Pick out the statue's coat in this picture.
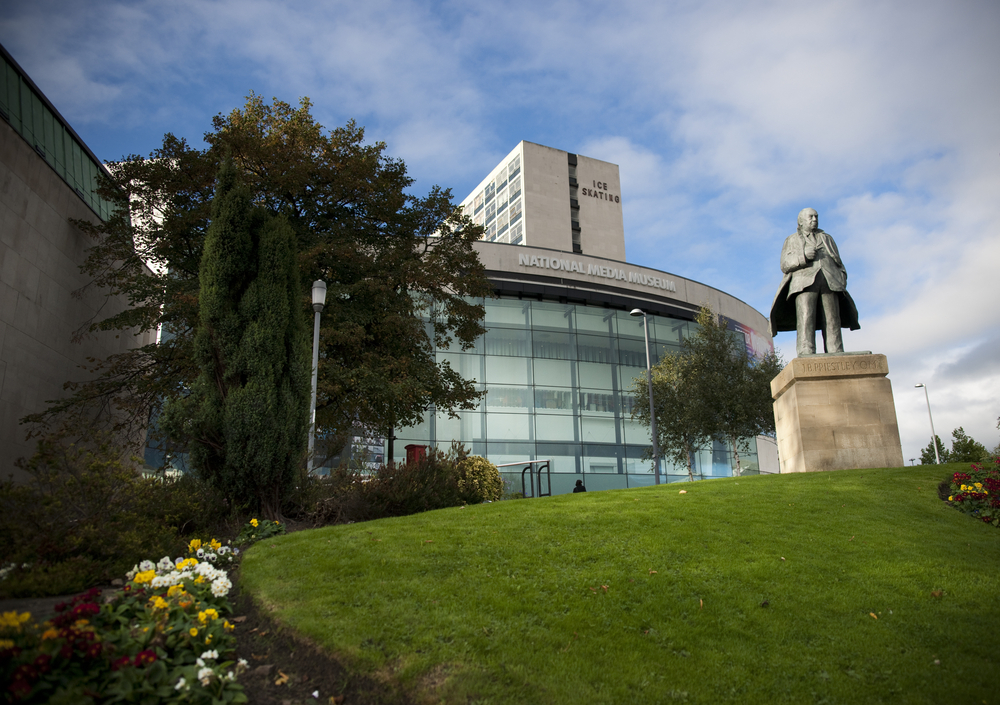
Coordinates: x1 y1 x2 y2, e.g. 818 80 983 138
769 229 860 337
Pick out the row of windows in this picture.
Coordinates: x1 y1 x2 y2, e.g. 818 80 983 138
388 437 759 483
477 181 522 227
438 353 651 392
0 54 114 221
471 154 522 213
473 298 696 343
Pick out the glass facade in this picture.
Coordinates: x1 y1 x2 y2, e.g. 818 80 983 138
394 296 762 493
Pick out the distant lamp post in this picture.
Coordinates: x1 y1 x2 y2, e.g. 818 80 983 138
307 280 327 475
630 308 661 484
914 383 939 465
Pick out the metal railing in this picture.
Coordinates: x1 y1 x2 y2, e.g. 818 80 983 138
496 459 552 499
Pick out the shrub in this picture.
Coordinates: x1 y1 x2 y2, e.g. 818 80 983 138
308 442 493 526
0 432 228 598
944 457 1000 527
457 456 504 503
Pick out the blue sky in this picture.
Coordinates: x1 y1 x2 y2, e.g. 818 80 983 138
2 0 998 462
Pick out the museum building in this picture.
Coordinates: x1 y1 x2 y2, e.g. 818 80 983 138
389 142 778 492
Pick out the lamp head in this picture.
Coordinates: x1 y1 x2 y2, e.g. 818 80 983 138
629 308 644 317
914 383 925 388
312 280 328 312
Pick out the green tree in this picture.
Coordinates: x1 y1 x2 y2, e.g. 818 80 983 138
949 427 988 464
682 307 783 476
26 95 490 466
919 435 949 464
631 347 708 481
630 306 782 480
161 158 309 518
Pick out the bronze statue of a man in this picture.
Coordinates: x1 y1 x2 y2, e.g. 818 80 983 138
769 208 859 357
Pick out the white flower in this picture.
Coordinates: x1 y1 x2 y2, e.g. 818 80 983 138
211 576 232 597
227 671 235 680
197 666 214 686
218 546 230 555
237 658 249 669
206 552 217 562
139 560 155 572
157 556 174 572
196 548 205 558
126 565 138 580
194 561 217 577
196 657 205 667
174 677 188 691
150 575 171 589
200 649 219 661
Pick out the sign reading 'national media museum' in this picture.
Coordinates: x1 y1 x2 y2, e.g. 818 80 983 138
517 252 678 293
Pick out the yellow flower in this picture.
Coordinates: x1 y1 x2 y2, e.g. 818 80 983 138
189 627 198 637
0 639 14 649
189 538 203 552
178 558 198 569
223 620 234 631
133 570 156 585
75 619 90 627
0 611 32 630
41 628 58 640
194 575 206 584
149 596 169 611
974 482 983 489
209 539 222 551
949 496 954 501
167 584 185 598
205 635 213 645
250 518 259 527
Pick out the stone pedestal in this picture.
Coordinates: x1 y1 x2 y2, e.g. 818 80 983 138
771 353 904 473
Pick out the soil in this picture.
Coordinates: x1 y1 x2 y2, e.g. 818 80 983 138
230 581 414 705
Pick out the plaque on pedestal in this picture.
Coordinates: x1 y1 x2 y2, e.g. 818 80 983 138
771 353 905 473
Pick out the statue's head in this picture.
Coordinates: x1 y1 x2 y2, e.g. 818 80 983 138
797 208 819 233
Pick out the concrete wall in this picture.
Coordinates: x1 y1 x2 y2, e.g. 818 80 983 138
522 142 573 252
0 121 154 479
575 153 626 261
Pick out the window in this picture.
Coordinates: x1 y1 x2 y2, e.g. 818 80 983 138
495 166 507 189
485 181 495 201
474 192 484 212
510 221 523 245
509 198 522 222
508 154 521 177
487 222 496 240
509 175 521 199
496 188 508 210
485 201 496 222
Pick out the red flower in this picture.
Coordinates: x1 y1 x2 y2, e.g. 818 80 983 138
134 649 157 666
32 654 52 674
111 655 132 671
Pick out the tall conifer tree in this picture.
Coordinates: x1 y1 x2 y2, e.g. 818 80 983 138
163 158 309 517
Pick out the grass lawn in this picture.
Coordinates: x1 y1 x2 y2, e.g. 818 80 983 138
240 463 1000 704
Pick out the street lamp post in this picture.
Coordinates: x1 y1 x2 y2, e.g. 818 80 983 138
630 308 661 484
914 383 940 464
307 280 327 475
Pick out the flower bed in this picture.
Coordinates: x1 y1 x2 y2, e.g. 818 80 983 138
1 537 248 703
946 458 1000 527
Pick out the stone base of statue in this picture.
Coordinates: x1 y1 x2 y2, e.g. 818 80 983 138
770 353 905 473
